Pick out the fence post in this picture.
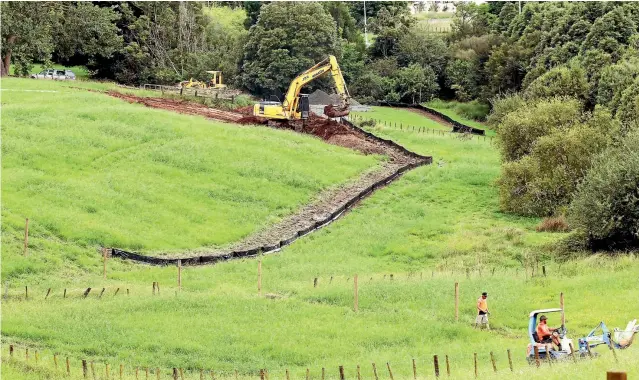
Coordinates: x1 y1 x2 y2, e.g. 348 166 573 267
490 352 497 372
354 274 359 312
24 218 29 256
507 349 513 371
386 363 394 380
371 363 378 380
258 259 262 296
542 266 546 277
412 358 416 379
103 248 108 279
445 355 450 376
25 285 28 300
9 344 13 358
339 365 345 380
455 282 459 322
54 353 58 369
314 278 318 288
569 343 577 363
473 353 478 378
45 288 51 299
83 288 91 298
83 360 88 378
173 368 178 380
607 372 627 380
560 292 565 327
177 260 182 291
433 355 440 378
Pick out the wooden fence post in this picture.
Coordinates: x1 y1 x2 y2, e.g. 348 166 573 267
120 364 124 380
153 282 156 295
455 282 459 322
99 288 106 298
25 285 28 300
445 355 450 376
433 355 440 378
356 365 361 380
54 353 58 369
607 372 627 380
412 358 417 379
542 265 546 277
354 274 359 312
306 368 310 380
64 289 67 298
490 352 497 372
66 357 71 375
9 344 13 358
103 248 108 279
507 349 513 371
24 218 29 256
173 368 178 380
386 363 394 380
569 343 577 363
339 365 345 380
258 259 262 296
25 348 29 362
106 363 110 379
371 363 378 380
285 369 290 380
177 260 182 291
83 360 88 378
45 288 51 299
35 350 39 364
83 288 91 298
473 353 478 378
560 292 565 327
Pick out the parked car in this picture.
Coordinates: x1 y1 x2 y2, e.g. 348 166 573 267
30 69 76 80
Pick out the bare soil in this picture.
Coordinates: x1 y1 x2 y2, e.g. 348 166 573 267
105 91 428 259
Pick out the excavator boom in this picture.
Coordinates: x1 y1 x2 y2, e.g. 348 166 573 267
254 55 351 120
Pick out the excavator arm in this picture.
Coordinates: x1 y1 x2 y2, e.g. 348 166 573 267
254 55 351 120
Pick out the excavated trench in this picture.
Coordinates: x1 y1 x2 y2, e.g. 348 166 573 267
106 92 432 265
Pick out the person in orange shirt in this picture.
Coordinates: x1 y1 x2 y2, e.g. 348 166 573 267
474 292 490 330
536 315 561 350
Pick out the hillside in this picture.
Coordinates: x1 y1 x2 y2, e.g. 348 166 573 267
2 79 638 379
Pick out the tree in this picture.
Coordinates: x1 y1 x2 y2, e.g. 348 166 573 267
323 2 360 43
568 129 639 250
396 63 438 103
396 25 448 76
242 1 264 29
450 2 494 41
524 65 589 102
492 2 517 33
616 77 639 132
240 2 339 97
53 2 122 63
445 58 480 101
369 5 413 59
1 2 57 76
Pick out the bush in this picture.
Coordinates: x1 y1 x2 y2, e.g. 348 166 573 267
456 100 490 121
497 97 582 162
486 93 524 129
524 65 589 102
568 130 639 251
536 216 570 232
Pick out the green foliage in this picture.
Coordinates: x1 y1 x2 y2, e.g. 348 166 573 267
486 93 525 129
445 58 480 101
568 130 639 250
596 56 639 112
616 77 639 131
425 99 491 127
396 63 438 104
524 65 589 102
240 2 339 97
497 98 619 216
450 2 494 40
396 25 448 76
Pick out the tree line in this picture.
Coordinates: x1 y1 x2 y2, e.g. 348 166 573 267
2 1 638 251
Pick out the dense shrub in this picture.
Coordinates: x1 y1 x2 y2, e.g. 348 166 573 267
497 101 618 216
497 97 582 162
524 65 589 102
486 93 524 129
568 130 639 250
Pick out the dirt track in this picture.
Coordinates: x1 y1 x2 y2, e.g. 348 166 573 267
106 91 428 260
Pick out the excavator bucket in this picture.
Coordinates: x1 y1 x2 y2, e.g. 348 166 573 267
324 104 350 118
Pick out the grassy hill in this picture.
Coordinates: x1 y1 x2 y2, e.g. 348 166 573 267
2 79 638 379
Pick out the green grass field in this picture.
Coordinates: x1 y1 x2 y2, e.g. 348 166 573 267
2 80 638 379
424 99 493 135
1 78 380 255
352 106 451 132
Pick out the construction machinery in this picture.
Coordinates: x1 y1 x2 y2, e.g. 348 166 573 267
178 71 227 89
526 308 638 363
253 55 350 121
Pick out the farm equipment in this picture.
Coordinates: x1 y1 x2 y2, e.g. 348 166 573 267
178 71 227 89
526 308 638 363
578 319 638 351
526 308 578 363
253 55 351 121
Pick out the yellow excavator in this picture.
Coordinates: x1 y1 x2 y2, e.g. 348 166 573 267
253 55 351 120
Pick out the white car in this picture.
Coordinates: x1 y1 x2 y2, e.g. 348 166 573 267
30 69 76 80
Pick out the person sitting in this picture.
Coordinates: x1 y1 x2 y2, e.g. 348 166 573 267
536 315 561 350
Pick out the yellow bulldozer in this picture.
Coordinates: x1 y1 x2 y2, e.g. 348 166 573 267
253 55 350 121
178 71 227 89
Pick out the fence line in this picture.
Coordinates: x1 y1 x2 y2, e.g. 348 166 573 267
139 84 241 100
3 342 622 380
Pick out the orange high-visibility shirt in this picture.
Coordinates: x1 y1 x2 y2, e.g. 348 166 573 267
477 297 487 313
537 323 551 341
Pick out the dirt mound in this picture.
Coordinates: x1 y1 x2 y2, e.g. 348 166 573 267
308 90 333 105
234 105 254 115
303 116 352 140
107 91 244 122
